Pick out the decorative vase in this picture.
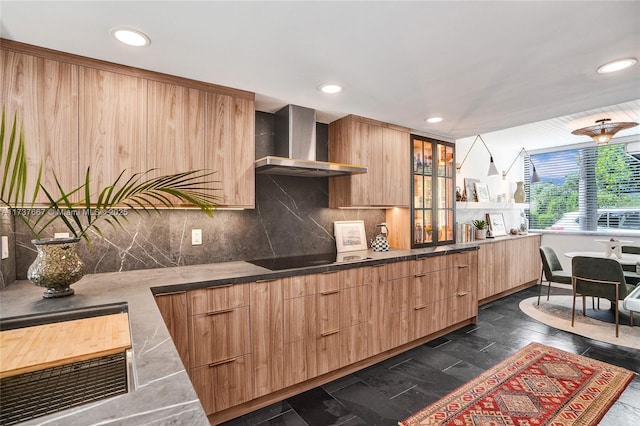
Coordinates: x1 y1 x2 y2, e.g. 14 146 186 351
513 181 525 203
27 238 85 298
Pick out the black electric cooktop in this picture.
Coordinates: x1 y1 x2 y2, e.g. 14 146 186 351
247 252 338 271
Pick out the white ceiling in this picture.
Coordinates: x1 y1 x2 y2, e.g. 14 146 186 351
2 1 639 149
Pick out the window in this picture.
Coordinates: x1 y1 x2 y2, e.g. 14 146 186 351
527 142 640 234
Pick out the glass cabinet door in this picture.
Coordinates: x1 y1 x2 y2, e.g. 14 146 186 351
411 135 455 247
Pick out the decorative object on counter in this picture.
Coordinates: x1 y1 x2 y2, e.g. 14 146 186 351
456 134 499 176
501 147 541 183
334 220 367 252
486 213 507 236
509 228 519 235
1 109 221 298
474 183 490 202
513 181 526 203
370 222 390 252
472 219 488 240
26 237 85 298
455 186 463 201
572 118 638 145
595 238 633 259
519 210 529 234
464 178 480 202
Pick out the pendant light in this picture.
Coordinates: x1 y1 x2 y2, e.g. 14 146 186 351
571 118 638 145
456 135 499 176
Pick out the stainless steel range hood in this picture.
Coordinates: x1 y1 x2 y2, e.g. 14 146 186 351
255 105 367 177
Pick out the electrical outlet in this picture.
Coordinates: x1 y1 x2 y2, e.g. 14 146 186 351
191 229 202 245
1 236 8 259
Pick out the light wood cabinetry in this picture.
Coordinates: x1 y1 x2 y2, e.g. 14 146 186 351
328 115 410 208
155 292 189 369
1 50 79 203
206 93 255 208
79 67 147 192
186 284 252 414
147 81 205 182
477 234 541 303
283 268 368 387
368 262 412 354
411 252 477 340
1 39 255 208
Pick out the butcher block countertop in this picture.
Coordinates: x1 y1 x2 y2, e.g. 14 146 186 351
0 312 131 379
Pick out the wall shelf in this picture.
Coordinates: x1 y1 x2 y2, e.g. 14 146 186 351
456 201 529 210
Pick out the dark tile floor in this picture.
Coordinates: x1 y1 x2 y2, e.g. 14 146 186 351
220 285 640 426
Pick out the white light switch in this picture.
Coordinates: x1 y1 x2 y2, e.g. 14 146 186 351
1 236 8 259
191 229 202 245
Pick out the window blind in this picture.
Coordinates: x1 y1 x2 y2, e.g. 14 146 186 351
526 142 640 234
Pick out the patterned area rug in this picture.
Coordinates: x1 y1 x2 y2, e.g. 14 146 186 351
400 342 634 426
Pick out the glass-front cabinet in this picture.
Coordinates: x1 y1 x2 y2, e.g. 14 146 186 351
412 135 455 247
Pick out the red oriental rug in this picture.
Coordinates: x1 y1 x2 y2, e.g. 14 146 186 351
400 342 634 426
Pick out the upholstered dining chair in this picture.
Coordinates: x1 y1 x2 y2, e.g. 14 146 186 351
621 245 640 285
571 256 636 338
538 246 572 305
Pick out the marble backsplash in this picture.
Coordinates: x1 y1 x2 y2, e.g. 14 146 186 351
11 112 385 280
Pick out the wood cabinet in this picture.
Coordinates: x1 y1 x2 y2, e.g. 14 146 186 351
186 284 252 414
147 81 205 184
1 50 79 203
411 252 477 340
328 115 410 208
206 93 255 208
283 268 368 387
79 67 147 193
1 40 255 209
155 292 189 369
477 234 541 303
368 262 412 354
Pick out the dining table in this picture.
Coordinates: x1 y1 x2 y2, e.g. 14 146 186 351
564 251 640 269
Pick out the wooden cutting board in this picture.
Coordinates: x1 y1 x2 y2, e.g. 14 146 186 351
0 312 131 379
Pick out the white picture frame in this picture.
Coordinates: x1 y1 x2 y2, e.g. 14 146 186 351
486 213 507 237
334 220 368 252
474 183 490 202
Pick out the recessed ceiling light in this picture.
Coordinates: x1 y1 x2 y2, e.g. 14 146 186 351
319 84 342 94
111 27 151 47
425 117 443 123
597 58 637 74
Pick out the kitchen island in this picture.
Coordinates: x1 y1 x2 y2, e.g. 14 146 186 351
0 244 482 425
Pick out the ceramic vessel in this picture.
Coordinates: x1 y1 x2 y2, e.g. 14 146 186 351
27 238 85 298
513 181 526 203
475 229 487 240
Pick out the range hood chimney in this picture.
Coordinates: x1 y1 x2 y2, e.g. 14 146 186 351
255 105 367 177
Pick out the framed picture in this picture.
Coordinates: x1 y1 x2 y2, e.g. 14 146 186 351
486 213 507 236
464 178 480 202
334 220 368 252
474 183 490 202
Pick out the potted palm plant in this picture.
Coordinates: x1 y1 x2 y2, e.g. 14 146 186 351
472 219 488 240
1 109 220 298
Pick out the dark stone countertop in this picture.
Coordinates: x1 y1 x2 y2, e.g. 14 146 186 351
0 243 479 425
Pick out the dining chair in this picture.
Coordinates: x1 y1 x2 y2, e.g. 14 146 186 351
621 245 640 285
571 256 636 338
538 247 573 305
622 245 640 255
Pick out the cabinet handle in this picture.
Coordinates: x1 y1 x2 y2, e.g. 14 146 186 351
457 291 469 297
322 270 339 275
414 304 428 310
156 290 186 296
208 358 236 367
254 278 276 283
207 284 233 289
414 273 426 278
321 329 340 337
371 264 385 268
320 290 340 296
207 309 233 316
457 265 469 269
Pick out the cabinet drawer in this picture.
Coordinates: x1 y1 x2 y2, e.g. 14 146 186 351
188 283 249 315
189 354 252 415
189 306 250 367
413 255 448 274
